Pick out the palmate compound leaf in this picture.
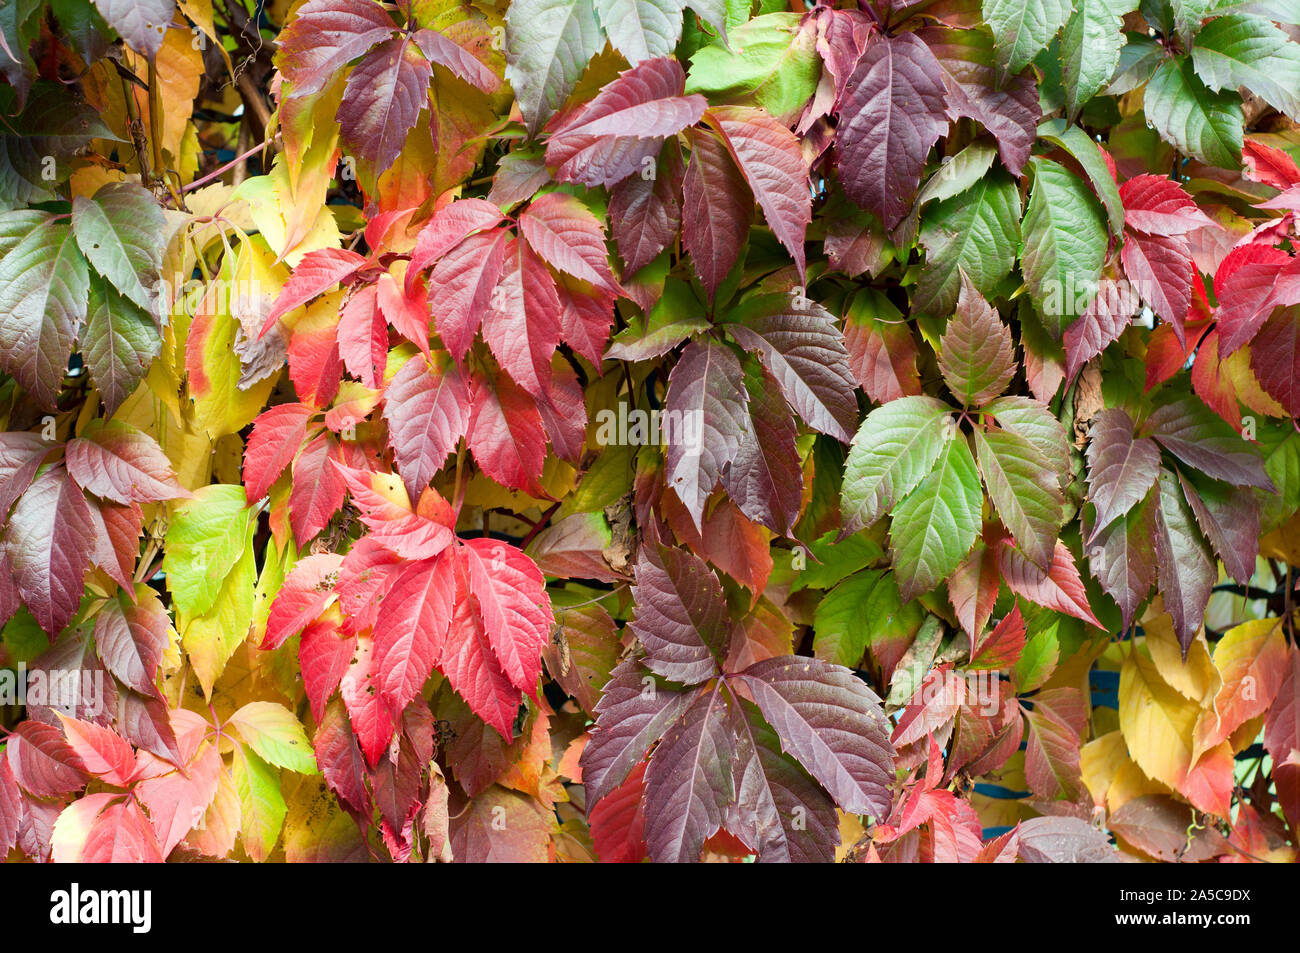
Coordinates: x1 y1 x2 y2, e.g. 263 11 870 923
0 214 88 409
835 31 949 232
841 396 954 534
936 273 1015 407
1084 408 1161 533
630 538 729 684
518 192 620 296
664 338 750 529
889 432 983 603
723 293 857 443
505 0 604 136
545 57 706 188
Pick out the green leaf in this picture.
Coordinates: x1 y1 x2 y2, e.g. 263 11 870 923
889 434 982 603
984 396 1074 482
1061 0 1136 116
0 214 88 408
1020 157 1108 339
789 531 883 593
234 744 287 862
505 0 604 135
812 569 884 667
594 0 686 64
913 168 1021 320
1107 33 1165 94
1190 13 1300 122
0 81 115 207
83 272 161 416
1143 55 1243 169
685 13 819 122
229 701 319 775
162 484 255 616
1036 118 1126 238
982 0 1072 82
841 395 954 534
71 182 165 314
975 429 1065 572
1014 619 1061 692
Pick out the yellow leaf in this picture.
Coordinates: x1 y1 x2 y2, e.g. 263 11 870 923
179 534 256 698
1143 600 1219 704
1194 617 1288 756
1119 647 1199 792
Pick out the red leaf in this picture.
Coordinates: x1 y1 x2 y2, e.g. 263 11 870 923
1121 228 1193 341
997 539 1101 627
335 465 455 558
299 618 356 724
277 0 396 101
94 590 168 697
608 145 684 277
948 539 1000 642
1242 138 1300 190
429 227 510 361
314 697 369 813
376 271 430 353
6 720 87 796
1215 253 1300 354
1251 308 1300 417
546 58 706 188
340 633 395 767
80 798 164 862
1063 275 1139 382
482 238 562 400
466 370 547 495
287 308 343 408
553 276 615 370
708 105 811 281
265 553 343 650
835 32 948 231
682 128 753 301
289 431 349 544
382 353 470 500
373 553 455 713
459 538 551 698
337 34 433 177
264 248 368 333
1119 174 1215 235
439 558 522 740
337 284 388 389
57 715 135 788
243 403 314 503
970 605 1026 670
519 192 621 296
65 421 188 505
87 499 143 591
4 466 93 638
588 759 648 863
412 27 499 94
407 198 504 280
336 537 404 636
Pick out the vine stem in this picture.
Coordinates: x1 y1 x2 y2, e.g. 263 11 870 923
181 138 271 195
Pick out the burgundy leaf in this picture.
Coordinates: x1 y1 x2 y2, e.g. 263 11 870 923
630 539 729 684
682 128 753 301
3 466 93 638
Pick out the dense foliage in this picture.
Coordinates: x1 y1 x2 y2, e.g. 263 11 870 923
0 0 1298 864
